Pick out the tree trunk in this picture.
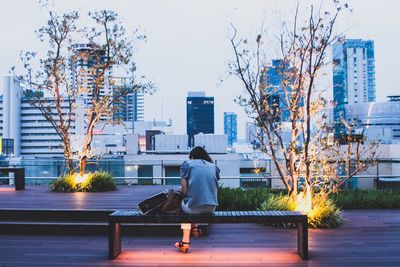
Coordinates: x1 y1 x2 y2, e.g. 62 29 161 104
63 142 75 174
67 158 75 174
290 178 298 202
79 156 87 176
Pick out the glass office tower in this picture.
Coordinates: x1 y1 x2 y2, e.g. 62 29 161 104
186 92 214 147
224 112 238 146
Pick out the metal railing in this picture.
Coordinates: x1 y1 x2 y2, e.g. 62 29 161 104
2 174 400 191
1 158 400 190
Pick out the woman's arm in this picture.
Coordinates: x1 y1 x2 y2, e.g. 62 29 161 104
181 178 188 196
180 161 190 196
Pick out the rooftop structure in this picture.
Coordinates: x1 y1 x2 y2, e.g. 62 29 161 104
387 95 400 102
345 100 400 144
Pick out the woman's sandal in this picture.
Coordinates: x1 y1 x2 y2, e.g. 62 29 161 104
191 226 201 238
175 241 190 253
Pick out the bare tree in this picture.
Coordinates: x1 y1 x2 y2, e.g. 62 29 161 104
19 8 155 175
229 1 378 208
20 11 79 172
75 10 155 175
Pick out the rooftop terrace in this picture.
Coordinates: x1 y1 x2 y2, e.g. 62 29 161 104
0 185 399 266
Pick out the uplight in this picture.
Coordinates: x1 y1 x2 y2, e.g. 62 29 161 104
296 190 312 213
75 173 89 184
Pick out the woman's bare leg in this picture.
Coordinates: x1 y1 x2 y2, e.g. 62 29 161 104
182 228 191 243
191 223 199 238
180 223 191 242
175 223 191 252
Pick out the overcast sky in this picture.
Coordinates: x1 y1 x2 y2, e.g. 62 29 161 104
1 0 399 138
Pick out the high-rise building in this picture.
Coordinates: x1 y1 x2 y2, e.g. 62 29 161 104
186 91 214 147
112 77 144 123
0 76 79 157
259 59 299 122
70 43 113 106
1 76 131 158
332 39 376 135
224 112 237 146
71 45 144 124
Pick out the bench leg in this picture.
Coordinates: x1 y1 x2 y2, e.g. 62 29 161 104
15 169 25 191
296 220 308 260
109 222 121 260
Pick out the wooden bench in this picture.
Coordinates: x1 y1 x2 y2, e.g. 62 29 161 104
108 210 308 260
0 168 25 190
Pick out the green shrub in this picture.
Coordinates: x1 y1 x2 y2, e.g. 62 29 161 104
259 194 296 211
50 173 77 192
307 197 344 229
259 194 343 229
218 187 400 228
218 188 344 228
86 172 116 192
218 187 400 211
50 171 116 192
332 190 400 209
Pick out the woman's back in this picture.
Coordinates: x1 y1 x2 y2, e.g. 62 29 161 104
180 159 219 208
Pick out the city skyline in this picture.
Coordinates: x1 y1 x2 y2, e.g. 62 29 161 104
0 0 399 138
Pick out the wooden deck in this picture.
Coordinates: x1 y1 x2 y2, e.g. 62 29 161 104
1 185 400 266
0 185 171 210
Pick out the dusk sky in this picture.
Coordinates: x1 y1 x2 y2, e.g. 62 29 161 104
1 0 399 138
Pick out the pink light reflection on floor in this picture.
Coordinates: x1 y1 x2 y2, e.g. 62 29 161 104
0 187 15 192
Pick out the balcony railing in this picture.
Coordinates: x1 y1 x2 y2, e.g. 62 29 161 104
1 158 399 190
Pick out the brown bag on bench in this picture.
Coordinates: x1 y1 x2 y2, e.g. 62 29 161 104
138 191 168 214
160 189 183 214
138 189 183 215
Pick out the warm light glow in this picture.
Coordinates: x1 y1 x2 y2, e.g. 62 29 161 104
296 190 312 213
73 192 87 208
117 250 298 262
0 187 15 192
75 173 89 184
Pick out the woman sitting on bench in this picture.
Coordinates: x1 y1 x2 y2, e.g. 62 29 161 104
175 146 220 253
